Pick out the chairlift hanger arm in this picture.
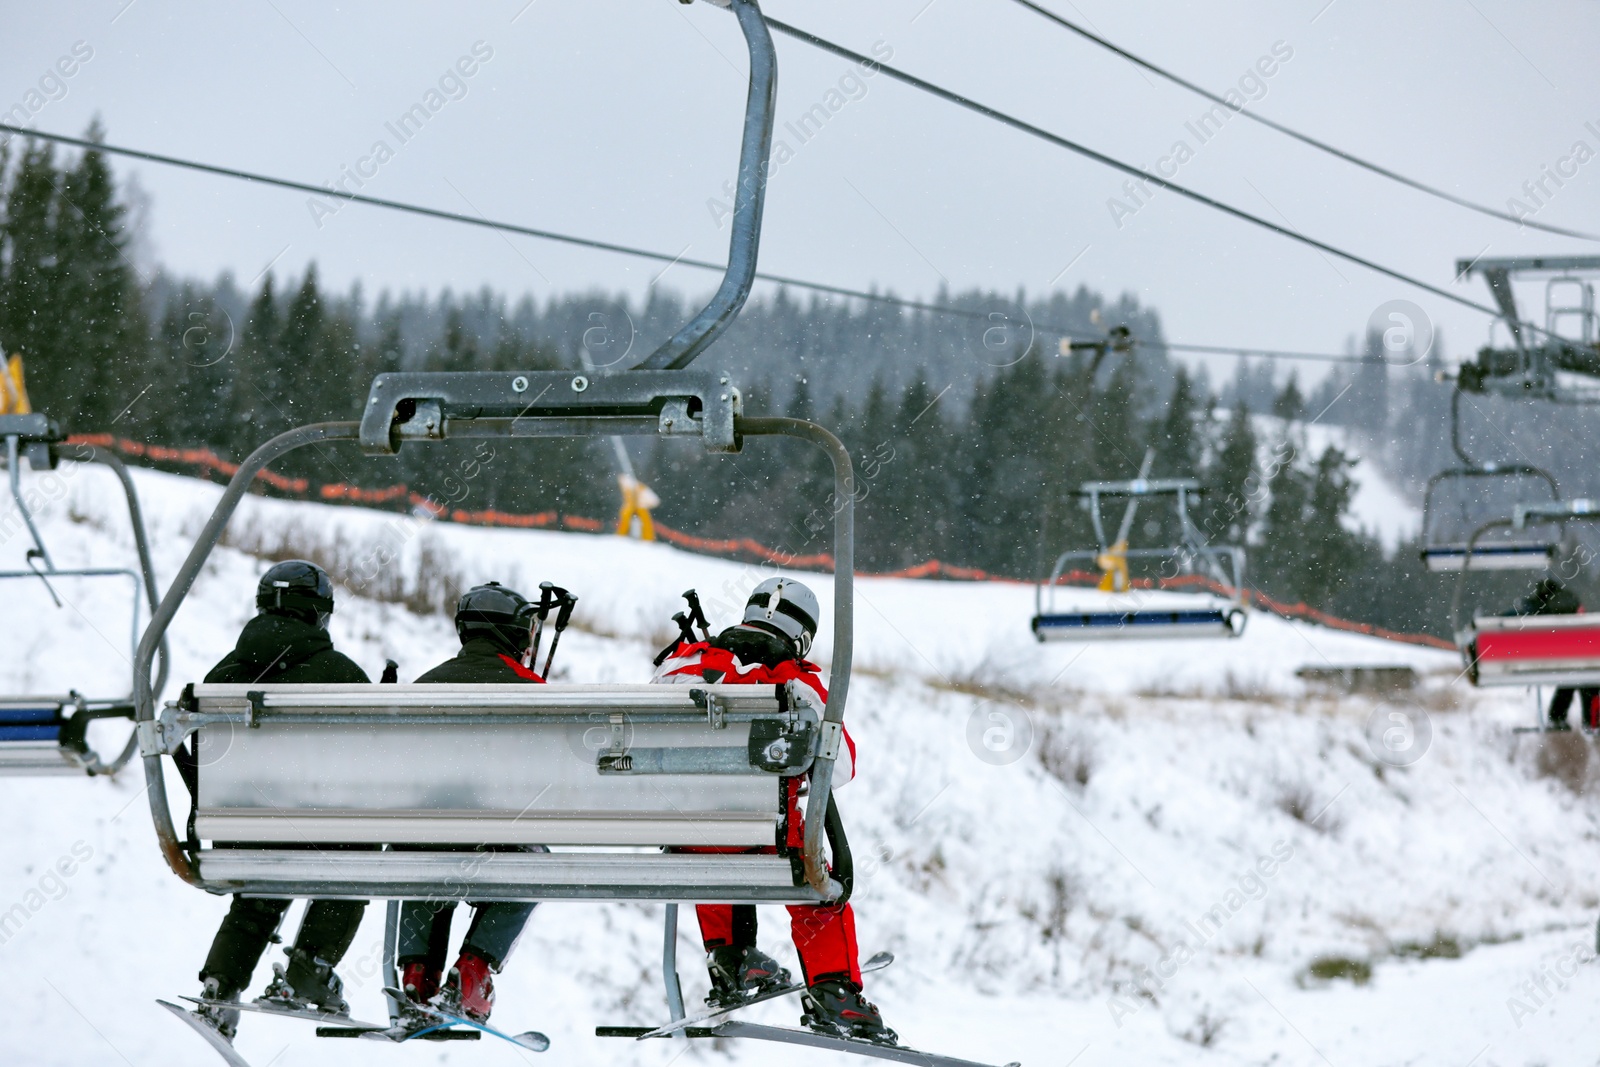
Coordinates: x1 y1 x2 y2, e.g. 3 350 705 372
634 0 776 371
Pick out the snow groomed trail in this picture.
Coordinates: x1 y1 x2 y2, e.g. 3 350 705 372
2 463 1595 1067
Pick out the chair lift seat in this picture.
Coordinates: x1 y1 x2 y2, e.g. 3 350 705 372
1031 606 1246 641
167 682 828 903
1420 541 1556 572
0 697 89 775
1464 613 1600 686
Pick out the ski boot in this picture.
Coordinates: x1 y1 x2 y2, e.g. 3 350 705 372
441 950 496 1022
260 946 350 1015
400 960 442 1005
707 945 791 1007
800 979 898 1045
195 976 241 1043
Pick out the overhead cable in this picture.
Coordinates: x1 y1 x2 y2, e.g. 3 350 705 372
761 16 1510 322
1006 0 1600 242
0 123 1472 369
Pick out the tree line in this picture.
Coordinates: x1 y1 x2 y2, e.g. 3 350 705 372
6 130 1573 639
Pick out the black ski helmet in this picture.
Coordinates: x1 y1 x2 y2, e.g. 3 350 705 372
455 581 537 656
256 560 335 628
742 577 819 656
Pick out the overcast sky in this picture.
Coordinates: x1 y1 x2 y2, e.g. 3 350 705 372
6 0 1599 383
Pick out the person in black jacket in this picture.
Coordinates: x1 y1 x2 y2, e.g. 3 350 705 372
192 561 371 1042
1511 577 1598 730
395 582 548 1023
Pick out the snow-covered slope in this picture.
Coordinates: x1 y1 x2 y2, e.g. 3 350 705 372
2 463 1596 1067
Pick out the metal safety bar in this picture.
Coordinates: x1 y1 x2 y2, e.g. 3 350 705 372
1036 546 1247 614
132 408 853 900
2 420 170 775
1451 505 1600 638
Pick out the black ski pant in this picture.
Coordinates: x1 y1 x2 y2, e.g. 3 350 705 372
1548 687 1600 728
200 897 367 998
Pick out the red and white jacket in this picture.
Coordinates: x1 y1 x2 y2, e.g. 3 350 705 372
652 640 856 786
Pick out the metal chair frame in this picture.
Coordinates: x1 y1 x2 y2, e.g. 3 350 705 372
2 413 169 775
1032 478 1248 641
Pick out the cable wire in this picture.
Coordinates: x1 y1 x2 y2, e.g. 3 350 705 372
0 123 1491 369
1006 0 1599 243
762 16 1509 321
0 123 1068 325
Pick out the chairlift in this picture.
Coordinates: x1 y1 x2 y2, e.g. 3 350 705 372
1420 464 1563 571
1453 255 1600 401
1 411 169 776
129 1 934 1048
1453 499 1600 687
1031 459 1247 641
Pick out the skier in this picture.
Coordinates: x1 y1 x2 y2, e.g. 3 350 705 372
652 577 895 1044
1510 577 1598 730
395 581 549 1023
190 560 371 1042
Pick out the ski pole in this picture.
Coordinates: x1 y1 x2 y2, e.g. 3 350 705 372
682 589 711 641
542 592 578 678
530 581 556 667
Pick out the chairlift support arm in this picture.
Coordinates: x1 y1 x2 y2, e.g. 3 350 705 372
633 0 776 371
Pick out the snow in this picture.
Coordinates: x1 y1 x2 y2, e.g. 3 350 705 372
2 462 1595 1067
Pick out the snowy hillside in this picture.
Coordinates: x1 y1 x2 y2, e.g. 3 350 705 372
4 462 1599 1067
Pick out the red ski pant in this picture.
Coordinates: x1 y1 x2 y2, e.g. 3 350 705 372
693 892 861 986
681 779 861 986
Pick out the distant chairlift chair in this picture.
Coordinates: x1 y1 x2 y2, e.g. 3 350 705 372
132 0 863 1035
1419 386 1566 573
1031 474 1247 641
1 412 169 775
1456 499 1600 688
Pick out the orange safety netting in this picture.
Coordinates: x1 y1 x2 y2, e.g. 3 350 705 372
65 433 1456 651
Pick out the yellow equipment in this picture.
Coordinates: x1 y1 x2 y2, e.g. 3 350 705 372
616 471 660 541
0 355 31 415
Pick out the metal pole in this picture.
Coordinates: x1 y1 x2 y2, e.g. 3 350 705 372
6 434 54 569
383 900 402 1025
737 417 852 898
633 0 776 370
134 422 360 886
66 443 171 775
662 904 686 1022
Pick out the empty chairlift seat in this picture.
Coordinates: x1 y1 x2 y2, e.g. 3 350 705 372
158 682 830 903
1032 603 1246 641
1421 466 1562 572
0 694 137 774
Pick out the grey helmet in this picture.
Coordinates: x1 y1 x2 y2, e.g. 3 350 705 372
742 577 819 657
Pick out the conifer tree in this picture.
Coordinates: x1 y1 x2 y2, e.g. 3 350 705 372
1204 402 1258 547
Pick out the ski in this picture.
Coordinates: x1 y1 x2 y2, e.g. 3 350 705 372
688 1020 1019 1067
635 950 895 1039
381 986 550 1052
157 1000 255 1067
183 994 388 1031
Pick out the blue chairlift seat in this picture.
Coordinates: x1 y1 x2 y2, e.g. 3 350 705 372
1032 606 1246 640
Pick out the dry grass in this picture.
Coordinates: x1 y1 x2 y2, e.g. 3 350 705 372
1038 724 1097 790
220 518 464 616
1535 731 1591 794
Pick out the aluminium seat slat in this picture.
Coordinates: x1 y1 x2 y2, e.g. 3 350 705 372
198 849 820 903
190 683 789 711
194 809 777 847
0 744 85 775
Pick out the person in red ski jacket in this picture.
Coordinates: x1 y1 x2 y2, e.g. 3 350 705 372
652 577 893 1044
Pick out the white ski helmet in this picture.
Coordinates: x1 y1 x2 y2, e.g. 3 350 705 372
743 577 820 656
